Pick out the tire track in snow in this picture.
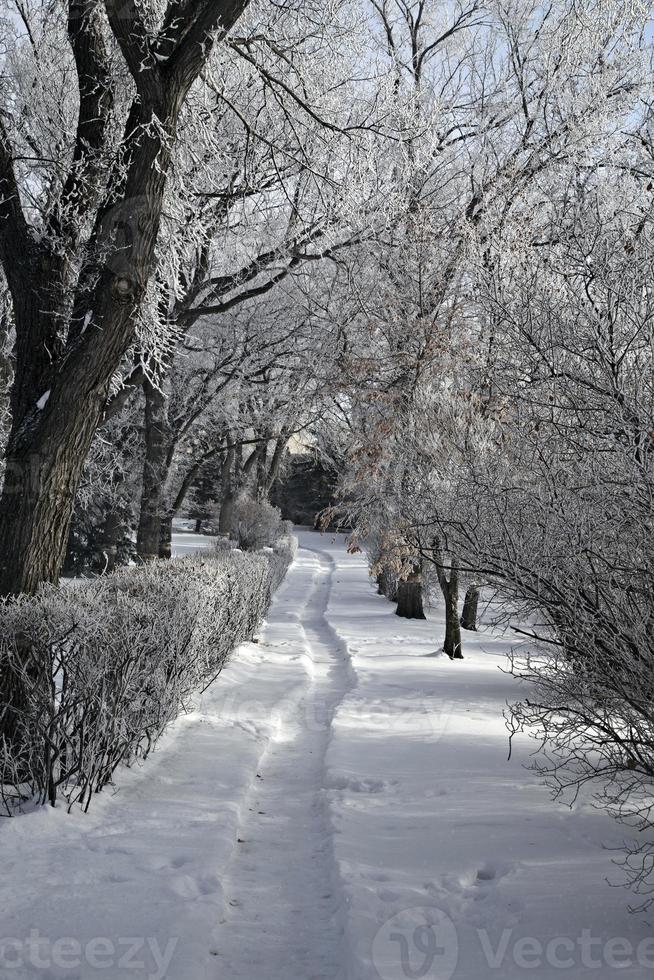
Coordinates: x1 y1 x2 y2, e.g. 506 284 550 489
213 546 357 980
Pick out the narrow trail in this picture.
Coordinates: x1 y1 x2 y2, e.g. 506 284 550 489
214 547 355 980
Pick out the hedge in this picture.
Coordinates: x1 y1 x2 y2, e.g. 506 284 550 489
0 535 296 812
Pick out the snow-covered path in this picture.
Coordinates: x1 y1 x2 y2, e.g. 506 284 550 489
1 531 654 980
216 548 353 980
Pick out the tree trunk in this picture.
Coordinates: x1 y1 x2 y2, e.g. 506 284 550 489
395 568 426 619
460 585 480 631
136 379 171 562
159 512 173 559
219 489 235 536
0 307 13 423
0 391 105 763
219 445 236 536
194 518 203 533
264 433 288 497
253 442 269 500
443 581 463 659
435 551 463 659
0 397 104 595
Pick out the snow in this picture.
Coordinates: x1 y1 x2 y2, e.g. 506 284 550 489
170 532 216 557
35 390 50 411
0 530 652 979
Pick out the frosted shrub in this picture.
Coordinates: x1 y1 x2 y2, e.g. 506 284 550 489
269 535 298 591
211 534 239 553
0 541 295 812
232 495 284 551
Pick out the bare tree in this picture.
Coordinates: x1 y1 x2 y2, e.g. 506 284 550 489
0 0 253 594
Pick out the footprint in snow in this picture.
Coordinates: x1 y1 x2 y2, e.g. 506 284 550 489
171 854 193 869
169 872 220 900
378 887 402 903
476 866 496 883
87 842 131 857
328 775 387 794
140 853 192 873
104 872 132 884
474 861 516 887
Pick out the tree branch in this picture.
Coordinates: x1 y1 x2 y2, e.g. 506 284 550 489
178 234 363 326
0 115 31 289
104 0 164 101
46 1 115 244
165 0 251 100
102 363 146 424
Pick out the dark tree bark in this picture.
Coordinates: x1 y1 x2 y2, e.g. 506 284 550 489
443 580 463 659
136 379 172 561
434 547 463 659
0 305 12 422
460 585 480 631
218 445 236 535
255 439 269 500
263 431 289 497
218 438 265 533
159 512 173 560
0 0 251 597
396 566 426 619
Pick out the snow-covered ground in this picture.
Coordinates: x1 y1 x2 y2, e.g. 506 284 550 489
1 530 652 979
170 530 216 557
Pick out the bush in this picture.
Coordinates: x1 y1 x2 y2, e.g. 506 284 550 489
0 539 295 813
232 495 284 551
